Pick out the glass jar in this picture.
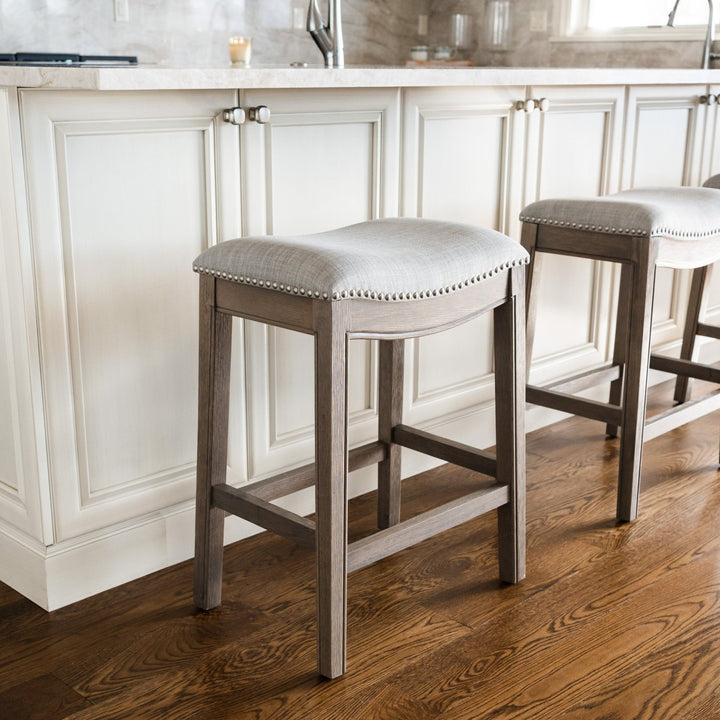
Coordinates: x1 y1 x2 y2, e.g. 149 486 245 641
485 0 510 51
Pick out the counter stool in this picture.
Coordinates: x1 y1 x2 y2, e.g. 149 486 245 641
674 174 720 404
520 187 720 523
192 218 528 679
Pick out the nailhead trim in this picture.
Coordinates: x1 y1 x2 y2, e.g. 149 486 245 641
519 214 720 239
192 255 529 302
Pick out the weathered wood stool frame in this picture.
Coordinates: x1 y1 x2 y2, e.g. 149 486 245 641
677 174 720 403
193 254 526 679
521 187 720 523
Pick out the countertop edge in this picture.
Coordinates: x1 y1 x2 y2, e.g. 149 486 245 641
3 65 720 91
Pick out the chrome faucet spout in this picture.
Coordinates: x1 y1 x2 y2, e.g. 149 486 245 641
307 0 344 68
667 0 716 69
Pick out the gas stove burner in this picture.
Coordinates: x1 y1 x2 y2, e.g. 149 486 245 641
0 52 138 66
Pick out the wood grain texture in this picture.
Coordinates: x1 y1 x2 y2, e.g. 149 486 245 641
494 271 526 583
313 300 350 679
3 381 720 718
193 275 233 610
377 339 403 529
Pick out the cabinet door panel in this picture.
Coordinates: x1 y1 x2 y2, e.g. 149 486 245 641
21 90 240 540
402 86 525 424
419 114 505 227
524 86 624 382
0 88 46 542
241 89 400 478
623 85 706 348
270 121 374 235
704 85 720 181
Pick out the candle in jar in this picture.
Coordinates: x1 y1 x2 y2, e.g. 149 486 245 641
228 36 252 66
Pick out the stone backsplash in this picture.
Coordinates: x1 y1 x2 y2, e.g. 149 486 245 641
0 0 709 68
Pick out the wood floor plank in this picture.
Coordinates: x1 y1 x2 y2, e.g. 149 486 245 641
0 673 92 720
1 380 720 719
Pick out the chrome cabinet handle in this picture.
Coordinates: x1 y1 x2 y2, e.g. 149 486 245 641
700 94 717 105
222 107 246 125
535 97 550 112
516 99 537 113
248 105 271 124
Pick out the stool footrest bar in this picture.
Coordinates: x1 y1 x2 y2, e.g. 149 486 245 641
542 363 621 395
392 424 497 477
527 385 622 425
242 440 387 502
650 354 720 383
697 322 720 340
212 484 316 549
347 485 509 573
644 388 720 442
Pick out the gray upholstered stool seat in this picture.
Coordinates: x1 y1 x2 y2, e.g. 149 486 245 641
520 185 720 523
521 187 720 268
192 217 527 679
193 218 529 302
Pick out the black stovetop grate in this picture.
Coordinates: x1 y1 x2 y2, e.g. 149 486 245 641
0 52 138 65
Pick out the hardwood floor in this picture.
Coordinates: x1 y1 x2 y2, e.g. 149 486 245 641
3 383 720 719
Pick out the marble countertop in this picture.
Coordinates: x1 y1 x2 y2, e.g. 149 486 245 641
3 64 720 91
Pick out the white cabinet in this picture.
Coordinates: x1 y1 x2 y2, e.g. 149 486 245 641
623 85 709 350
239 88 400 481
523 85 625 385
0 89 47 555
10 86 400 607
401 86 524 437
402 84 626 406
6 79 720 609
21 90 241 544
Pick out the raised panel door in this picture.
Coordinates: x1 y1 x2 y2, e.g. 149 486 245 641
401 86 525 430
524 85 624 385
622 85 707 350
21 89 241 540
0 88 46 544
240 88 401 480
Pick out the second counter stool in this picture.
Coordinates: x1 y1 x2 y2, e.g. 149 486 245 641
192 218 528 678
520 186 720 522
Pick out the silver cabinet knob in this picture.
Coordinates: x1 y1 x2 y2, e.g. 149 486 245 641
700 94 717 105
248 105 271 124
222 107 246 125
536 97 550 112
515 99 537 113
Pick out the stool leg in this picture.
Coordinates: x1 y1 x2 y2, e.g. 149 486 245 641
314 302 349 679
194 276 233 610
617 244 658 523
493 266 526 583
674 265 710 404
377 339 404 529
521 222 542 379
606 263 633 438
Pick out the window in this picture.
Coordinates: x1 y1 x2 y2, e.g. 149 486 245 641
561 0 716 37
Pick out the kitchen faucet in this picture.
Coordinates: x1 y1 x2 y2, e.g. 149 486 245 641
307 0 344 68
667 0 720 68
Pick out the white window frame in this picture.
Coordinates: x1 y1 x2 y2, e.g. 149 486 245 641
554 0 715 42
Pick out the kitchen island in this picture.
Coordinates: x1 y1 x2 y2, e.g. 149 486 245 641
3 65 720 609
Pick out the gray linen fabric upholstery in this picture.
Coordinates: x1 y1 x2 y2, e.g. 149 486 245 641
704 174 720 189
194 218 529 302
520 187 720 240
